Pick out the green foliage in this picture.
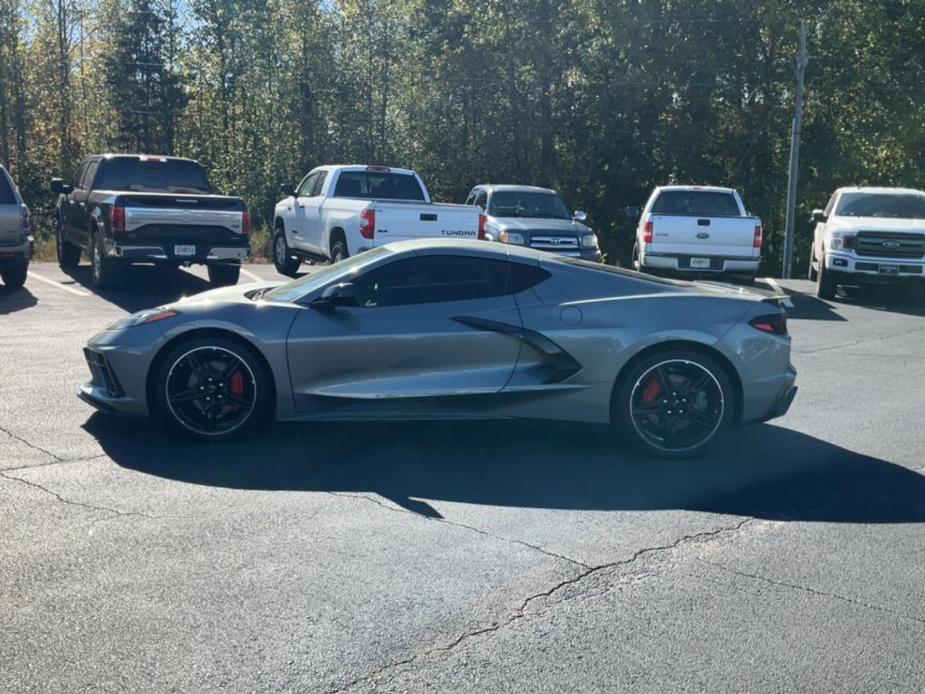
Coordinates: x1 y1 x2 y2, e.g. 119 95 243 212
1 0 923 272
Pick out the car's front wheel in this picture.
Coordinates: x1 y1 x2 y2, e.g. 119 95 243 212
56 217 81 268
816 254 837 300
272 228 301 276
614 349 736 459
1 263 27 290
155 337 271 441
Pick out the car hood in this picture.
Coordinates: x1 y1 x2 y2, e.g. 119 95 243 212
827 216 925 234
489 217 591 235
167 281 282 309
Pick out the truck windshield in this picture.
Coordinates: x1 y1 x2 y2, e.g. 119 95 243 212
0 172 15 204
835 193 925 219
651 191 740 217
488 191 571 220
333 171 425 201
96 158 212 193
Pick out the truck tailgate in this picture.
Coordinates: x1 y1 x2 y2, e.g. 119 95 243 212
125 206 244 234
373 203 480 245
650 215 759 258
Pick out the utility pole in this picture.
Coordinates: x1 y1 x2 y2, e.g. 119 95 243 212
782 21 809 279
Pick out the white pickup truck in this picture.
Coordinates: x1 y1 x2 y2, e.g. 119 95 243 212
631 185 762 283
272 165 484 274
809 186 925 299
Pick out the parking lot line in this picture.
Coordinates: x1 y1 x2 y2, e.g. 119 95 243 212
762 277 794 308
27 271 91 297
240 267 262 283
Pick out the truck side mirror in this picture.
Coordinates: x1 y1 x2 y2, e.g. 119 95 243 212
573 210 588 222
279 183 295 198
625 206 641 222
811 209 827 224
51 178 72 196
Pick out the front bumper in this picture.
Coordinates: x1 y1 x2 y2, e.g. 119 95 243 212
108 241 249 264
825 252 925 284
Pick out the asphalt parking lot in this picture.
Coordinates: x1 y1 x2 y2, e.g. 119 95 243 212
2 262 925 693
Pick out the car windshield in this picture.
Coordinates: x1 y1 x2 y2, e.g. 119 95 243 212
488 191 572 220
96 158 212 193
332 171 426 201
835 192 925 219
262 247 395 303
650 190 741 216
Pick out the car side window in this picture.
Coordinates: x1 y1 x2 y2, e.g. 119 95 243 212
351 255 510 308
310 171 328 197
464 190 476 206
82 160 99 190
72 162 88 189
474 190 488 211
507 263 551 293
298 173 318 197
824 193 838 217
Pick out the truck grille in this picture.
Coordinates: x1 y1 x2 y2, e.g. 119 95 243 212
855 232 925 259
84 349 124 397
530 236 580 253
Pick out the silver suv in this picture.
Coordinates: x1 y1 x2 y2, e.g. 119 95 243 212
0 165 31 290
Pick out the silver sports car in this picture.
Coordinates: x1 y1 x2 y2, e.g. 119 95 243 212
80 239 797 458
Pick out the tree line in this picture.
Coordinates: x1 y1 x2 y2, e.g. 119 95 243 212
1 0 923 272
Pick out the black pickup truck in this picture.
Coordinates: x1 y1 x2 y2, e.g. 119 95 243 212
52 154 250 288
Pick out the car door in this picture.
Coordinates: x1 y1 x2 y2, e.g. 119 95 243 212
289 172 318 248
302 170 328 251
68 159 98 248
285 251 523 415
62 161 87 237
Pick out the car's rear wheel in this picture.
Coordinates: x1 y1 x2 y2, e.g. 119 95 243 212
614 349 736 459
816 254 837 300
632 242 642 271
56 217 81 268
1 263 27 290
272 227 301 276
207 262 240 287
330 233 348 264
90 231 124 289
155 337 270 441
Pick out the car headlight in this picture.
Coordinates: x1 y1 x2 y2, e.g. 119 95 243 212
828 233 856 251
580 234 599 248
499 231 525 245
107 308 179 330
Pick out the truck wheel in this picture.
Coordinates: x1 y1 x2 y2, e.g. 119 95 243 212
56 217 81 268
816 254 837 300
330 236 348 264
632 243 642 271
808 251 818 281
272 229 301 277
90 232 124 289
1 263 27 290
207 263 241 287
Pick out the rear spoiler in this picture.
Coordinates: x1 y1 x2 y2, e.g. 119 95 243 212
693 279 788 309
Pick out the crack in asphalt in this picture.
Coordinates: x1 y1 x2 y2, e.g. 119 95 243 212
699 559 925 626
3 453 109 473
329 491 591 569
326 516 756 693
0 469 157 522
0 422 66 462
794 325 925 357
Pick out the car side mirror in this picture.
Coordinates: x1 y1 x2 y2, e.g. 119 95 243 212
279 183 295 198
311 282 356 310
573 210 588 222
625 206 641 222
51 178 72 196
811 209 827 224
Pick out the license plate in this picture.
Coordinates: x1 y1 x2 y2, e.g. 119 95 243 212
174 245 196 257
690 257 711 269
880 264 898 275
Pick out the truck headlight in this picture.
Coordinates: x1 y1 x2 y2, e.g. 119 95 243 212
499 231 525 245
828 233 856 251
580 234 599 248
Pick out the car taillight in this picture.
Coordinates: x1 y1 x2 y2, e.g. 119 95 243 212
111 206 126 233
241 210 251 236
478 213 487 240
643 221 653 244
749 313 788 336
20 206 30 234
753 225 763 249
359 209 375 239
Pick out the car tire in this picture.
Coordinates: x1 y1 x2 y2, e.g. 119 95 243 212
808 251 818 282
90 231 123 289
155 336 271 441
632 242 642 271
613 348 737 460
816 254 837 300
272 228 301 277
56 217 81 268
207 262 241 287
330 235 348 264
1 263 27 290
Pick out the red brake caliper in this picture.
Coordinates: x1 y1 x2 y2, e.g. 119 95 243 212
642 376 662 405
229 370 245 410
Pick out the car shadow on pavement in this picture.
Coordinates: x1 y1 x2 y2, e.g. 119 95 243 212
0 286 38 314
834 285 925 318
86 415 925 525
61 264 213 313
